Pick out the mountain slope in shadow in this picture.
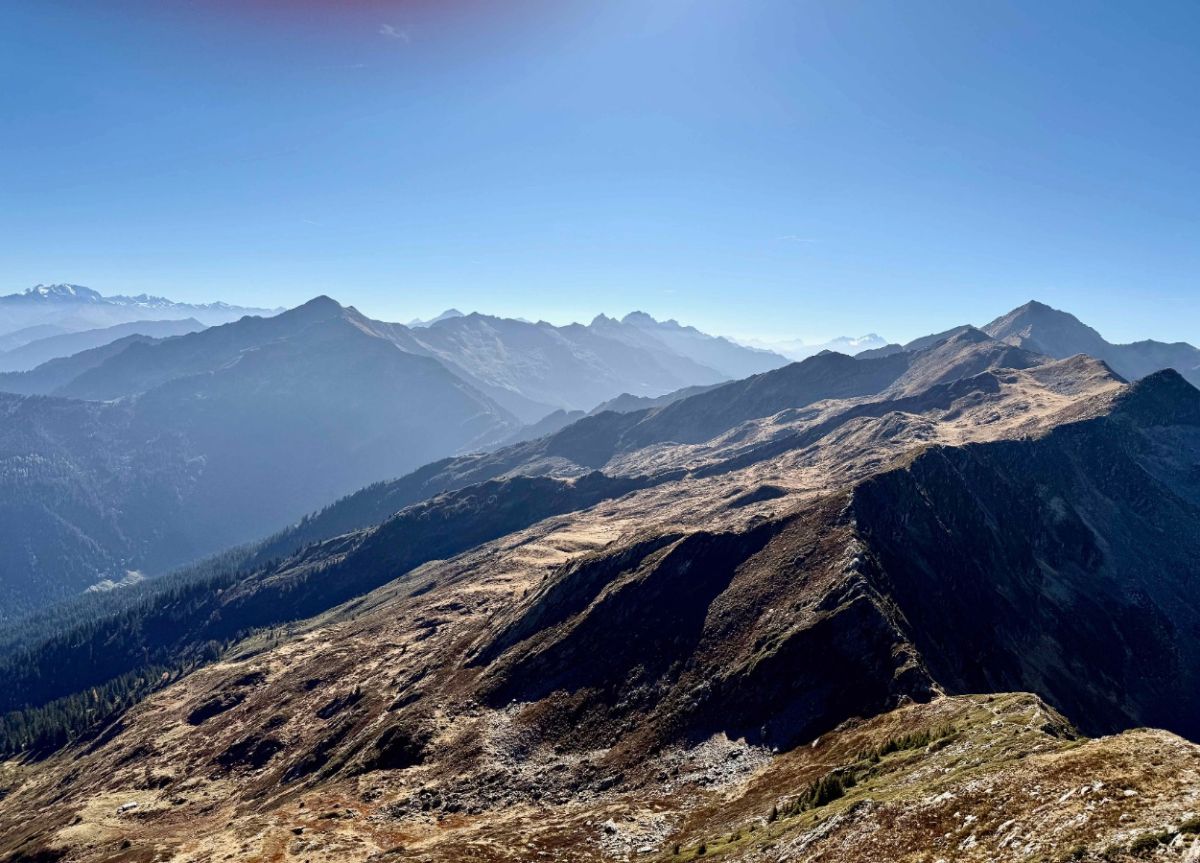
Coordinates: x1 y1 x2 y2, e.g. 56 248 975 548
0 298 518 619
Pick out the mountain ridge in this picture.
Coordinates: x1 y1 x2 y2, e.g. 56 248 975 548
1 349 1196 862
0 318 205 373
859 299 1200 387
0 298 522 619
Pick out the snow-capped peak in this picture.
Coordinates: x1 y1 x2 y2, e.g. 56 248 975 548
25 283 104 302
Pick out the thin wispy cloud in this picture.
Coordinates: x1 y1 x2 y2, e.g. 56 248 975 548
379 24 411 43
777 235 819 244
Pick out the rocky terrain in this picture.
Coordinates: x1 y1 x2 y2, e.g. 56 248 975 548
2 314 1199 861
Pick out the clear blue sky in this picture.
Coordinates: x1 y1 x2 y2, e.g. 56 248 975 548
2 1 1197 344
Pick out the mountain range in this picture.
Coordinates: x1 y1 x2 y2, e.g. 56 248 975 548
1 293 1198 862
391 309 786 420
0 295 787 619
862 299 1200 388
740 332 892 360
0 298 517 620
0 318 206 373
1 294 1195 625
0 283 280 337
984 299 1200 386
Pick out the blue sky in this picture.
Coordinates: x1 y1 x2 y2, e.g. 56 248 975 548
2 1 1197 344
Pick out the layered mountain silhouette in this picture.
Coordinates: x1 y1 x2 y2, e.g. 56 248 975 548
862 299 1200 387
0 297 518 618
0 283 279 336
389 310 786 421
2 298 1199 862
0 297 787 619
0 318 205 373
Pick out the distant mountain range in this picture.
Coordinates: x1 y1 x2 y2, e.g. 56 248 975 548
392 309 787 420
407 308 465 327
0 283 280 339
0 318 206 373
0 296 785 618
737 332 891 361
0 297 518 619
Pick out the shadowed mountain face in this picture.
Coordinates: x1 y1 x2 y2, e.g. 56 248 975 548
1 363 1198 862
465 373 1200 755
0 318 206 373
853 372 1200 739
0 298 793 619
0 298 518 619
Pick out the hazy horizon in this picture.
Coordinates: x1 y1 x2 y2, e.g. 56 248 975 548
1 282 1157 350
4 1 1198 347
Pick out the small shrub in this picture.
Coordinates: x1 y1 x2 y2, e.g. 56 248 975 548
1128 830 1172 853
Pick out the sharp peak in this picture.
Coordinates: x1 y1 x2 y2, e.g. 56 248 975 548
278 295 352 322
1004 299 1085 322
1128 366 1193 390
299 294 342 308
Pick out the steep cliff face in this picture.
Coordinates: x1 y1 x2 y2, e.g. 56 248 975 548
469 372 1200 755
852 370 1200 738
475 500 933 755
